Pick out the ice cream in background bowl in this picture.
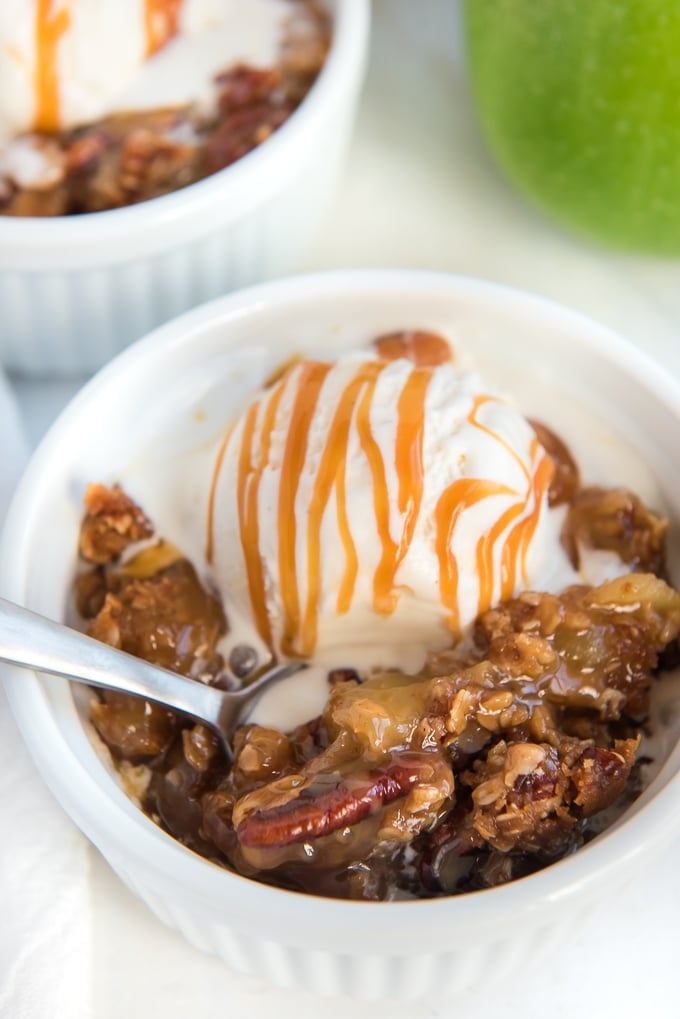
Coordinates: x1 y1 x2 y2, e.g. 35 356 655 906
3 271 680 998
0 0 293 145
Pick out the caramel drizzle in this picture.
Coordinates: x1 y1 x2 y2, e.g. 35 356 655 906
435 478 516 634
359 366 431 614
301 361 385 654
476 498 529 614
436 403 555 632
501 439 555 594
277 362 333 656
468 391 541 612
34 0 71 132
145 0 183 57
395 368 431 565
469 393 531 486
237 381 288 648
334 443 357 617
206 423 233 564
225 360 433 655
355 377 398 615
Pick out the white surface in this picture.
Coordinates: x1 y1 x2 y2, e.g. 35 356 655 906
0 371 28 514
0 696 92 1019
5 0 680 1016
0 378 92 1019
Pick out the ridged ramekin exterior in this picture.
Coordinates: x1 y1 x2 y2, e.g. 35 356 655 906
0 2 368 377
107 852 602 1000
0 142 345 375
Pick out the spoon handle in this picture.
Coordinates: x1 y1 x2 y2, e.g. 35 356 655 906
0 596 226 727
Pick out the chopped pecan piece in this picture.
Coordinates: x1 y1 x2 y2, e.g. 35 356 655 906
229 725 294 788
74 567 108 619
373 330 453 367
570 739 639 817
216 65 284 113
475 573 680 719
79 483 153 564
117 126 198 202
204 103 292 172
563 485 668 576
530 419 580 506
65 129 111 174
459 735 638 856
91 690 177 761
86 560 226 679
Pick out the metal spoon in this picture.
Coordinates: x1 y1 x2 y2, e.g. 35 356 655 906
0 596 305 759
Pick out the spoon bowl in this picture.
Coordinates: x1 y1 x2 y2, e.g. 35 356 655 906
0 596 305 758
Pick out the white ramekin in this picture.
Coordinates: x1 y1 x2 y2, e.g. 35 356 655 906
0 2 370 378
2 269 680 999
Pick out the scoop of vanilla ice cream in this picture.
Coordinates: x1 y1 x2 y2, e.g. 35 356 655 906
0 0 287 148
208 352 574 673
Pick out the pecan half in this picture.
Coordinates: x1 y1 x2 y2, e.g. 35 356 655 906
236 753 448 849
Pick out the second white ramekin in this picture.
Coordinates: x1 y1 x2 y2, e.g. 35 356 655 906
0 1 370 377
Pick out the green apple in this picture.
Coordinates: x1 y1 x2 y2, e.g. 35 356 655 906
464 0 680 252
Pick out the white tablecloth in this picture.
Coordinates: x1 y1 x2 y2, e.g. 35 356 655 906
6 1 680 1015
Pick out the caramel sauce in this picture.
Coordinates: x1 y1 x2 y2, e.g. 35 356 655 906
237 399 269 646
394 367 430 561
334 437 358 618
504 442 555 592
355 374 398 615
34 0 71 132
239 380 289 648
476 499 529 614
277 363 333 656
302 361 384 653
206 424 233 564
358 366 432 616
465 398 554 619
145 0 183 57
435 478 515 633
